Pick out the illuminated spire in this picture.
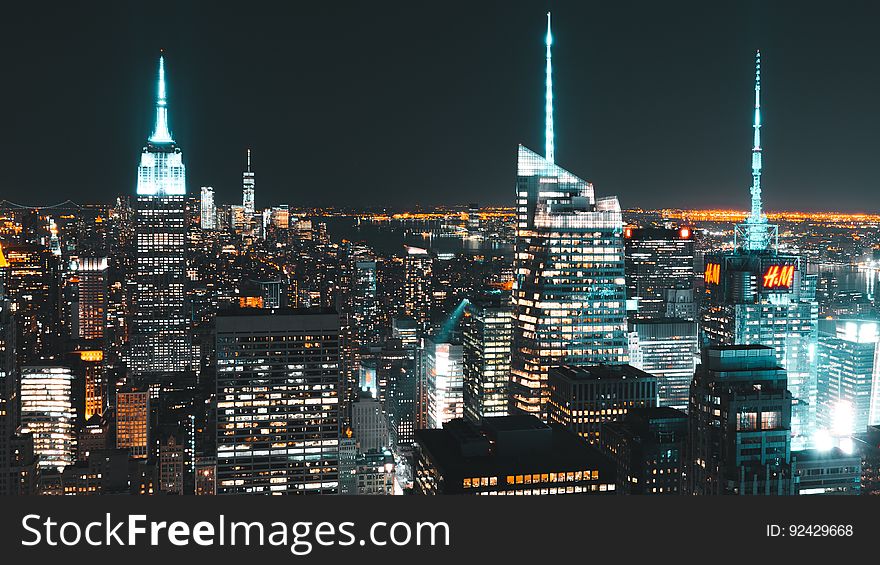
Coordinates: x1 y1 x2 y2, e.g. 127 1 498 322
744 49 770 251
544 12 555 164
149 54 174 143
247 148 251 173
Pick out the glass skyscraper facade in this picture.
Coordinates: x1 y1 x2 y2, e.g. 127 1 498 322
423 336 464 429
131 56 190 378
511 146 627 417
628 318 697 411
817 320 880 437
20 366 75 471
462 292 512 421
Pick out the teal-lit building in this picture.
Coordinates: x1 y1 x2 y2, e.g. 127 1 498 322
699 52 818 450
510 13 627 417
131 55 191 379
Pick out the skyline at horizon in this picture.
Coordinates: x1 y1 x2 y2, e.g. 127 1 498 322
1 1 880 212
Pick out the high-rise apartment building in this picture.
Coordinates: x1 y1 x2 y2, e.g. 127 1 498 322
69 257 108 342
403 246 432 335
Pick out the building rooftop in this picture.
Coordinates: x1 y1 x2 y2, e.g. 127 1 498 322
415 416 615 479
550 364 655 382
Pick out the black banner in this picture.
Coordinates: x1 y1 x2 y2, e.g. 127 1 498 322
1 496 873 561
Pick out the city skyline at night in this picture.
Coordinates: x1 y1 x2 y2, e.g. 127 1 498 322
2 0 880 505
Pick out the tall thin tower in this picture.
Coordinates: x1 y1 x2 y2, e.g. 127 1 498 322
736 50 776 251
544 12 554 164
131 53 190 381
243 149 255 218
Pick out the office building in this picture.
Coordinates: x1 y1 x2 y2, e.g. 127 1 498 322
200 186 217 230
116 389 150 459
793 448 861 495
462 292 511 422
546 365 657 444
817 320 880 438
687 345 795 495
627 319 698 410
511 15 627 417
699 53 818 450
215 308 341 495
20 366 76 471
242 149 255 219
624 226 695 320
355 449 396 495
131 55 191 379
415 415 617 495
423 336 464 429
600 407 688 494
351 389 389 454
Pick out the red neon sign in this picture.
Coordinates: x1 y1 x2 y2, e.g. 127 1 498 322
762 265 795 289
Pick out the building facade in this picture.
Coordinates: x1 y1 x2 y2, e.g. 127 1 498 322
215 308 341 495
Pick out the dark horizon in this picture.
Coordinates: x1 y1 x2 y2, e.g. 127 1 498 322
1 0 879 212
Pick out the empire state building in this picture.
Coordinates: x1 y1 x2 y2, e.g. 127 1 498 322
130 54 191 381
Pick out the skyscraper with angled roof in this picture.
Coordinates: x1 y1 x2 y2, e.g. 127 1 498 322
510 13 628 417
130 54 191 380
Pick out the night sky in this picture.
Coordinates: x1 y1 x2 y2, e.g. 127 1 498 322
1 1 879 211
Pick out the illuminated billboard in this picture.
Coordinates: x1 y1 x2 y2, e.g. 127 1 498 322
704 263 721 285
762 264 795 290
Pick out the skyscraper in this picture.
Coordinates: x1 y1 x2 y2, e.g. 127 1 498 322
20 366 76 472
200 186 217 230
624 226 695 320
403 246 432 335
131 55 191 380
816 320 880 438
69 257 108 342
215 308 341 495
699 52 818 450
242 149 255 219
462 292 512 421
687 345 795 495
627 318 698 411
116 389 150 459
511 14 627 417
423 336 464 429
